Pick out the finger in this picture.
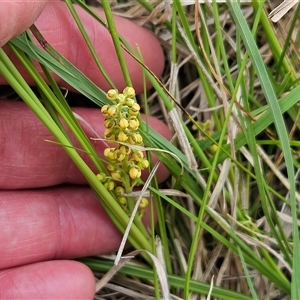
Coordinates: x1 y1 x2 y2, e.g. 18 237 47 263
0 260 95 299
0 101 171 189
1 2 164 94
0 186 154 269
0 1 48 47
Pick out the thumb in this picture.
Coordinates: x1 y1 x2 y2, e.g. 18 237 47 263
1 2 165 94
0 1 48 47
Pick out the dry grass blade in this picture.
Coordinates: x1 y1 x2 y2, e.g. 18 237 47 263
269 1 298 22
257 145 300 202
169 108 198 170
96 249 170 299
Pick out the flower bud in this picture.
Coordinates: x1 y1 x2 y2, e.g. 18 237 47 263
118 196 127 205
113 149 126 161
118 131 128 142
129 103 140 116
111 171 122 181
129 133 143 144
129 118 139 130
106 89 118 101
138 159 149 169
104 148 115 160
119 145 131 155
123 86 135 98
107 164 115 172
132 150 144 161
104 181 114 191
96 172 107 182
107 106 117 117
104 148 114 157
104 118 115 128
129 166 141 179
115 186 125 195
118 93 126 103
125 98 135 107
104 128 116 140
139 198 148 208
119 118 129 129
101 105 109 115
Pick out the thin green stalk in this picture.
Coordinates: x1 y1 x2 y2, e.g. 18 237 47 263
276 3 300 79
251 1 297 81
101 0 132 87
212 1 234 92
65 0 116 88
227 2 299 297
171 3 177 64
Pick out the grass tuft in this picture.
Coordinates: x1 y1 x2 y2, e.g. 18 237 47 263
1 0 300 299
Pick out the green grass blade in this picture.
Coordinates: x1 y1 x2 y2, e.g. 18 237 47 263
227 2 299 297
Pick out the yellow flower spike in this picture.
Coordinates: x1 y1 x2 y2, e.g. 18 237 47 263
115 186 125 195
111 171 122 181
118 131 128 142
123 86 135 98
118 196 127 205
104 181 115 191
129 166 142 179
139 198 148 208
106 89 118 101
107 106 117 117
96 172 107 182
129 118 139 130
119 118 129 129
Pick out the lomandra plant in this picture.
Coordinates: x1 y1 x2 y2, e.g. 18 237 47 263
98 87 150 227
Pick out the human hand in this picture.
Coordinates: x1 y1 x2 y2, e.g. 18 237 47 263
0 2 170 299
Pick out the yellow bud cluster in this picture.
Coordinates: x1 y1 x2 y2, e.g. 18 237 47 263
99 87 150 211
102 87 143 146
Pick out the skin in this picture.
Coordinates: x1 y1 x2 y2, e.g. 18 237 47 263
0 2 170 299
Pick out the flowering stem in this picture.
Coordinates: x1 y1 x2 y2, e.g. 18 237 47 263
98 87 152 240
